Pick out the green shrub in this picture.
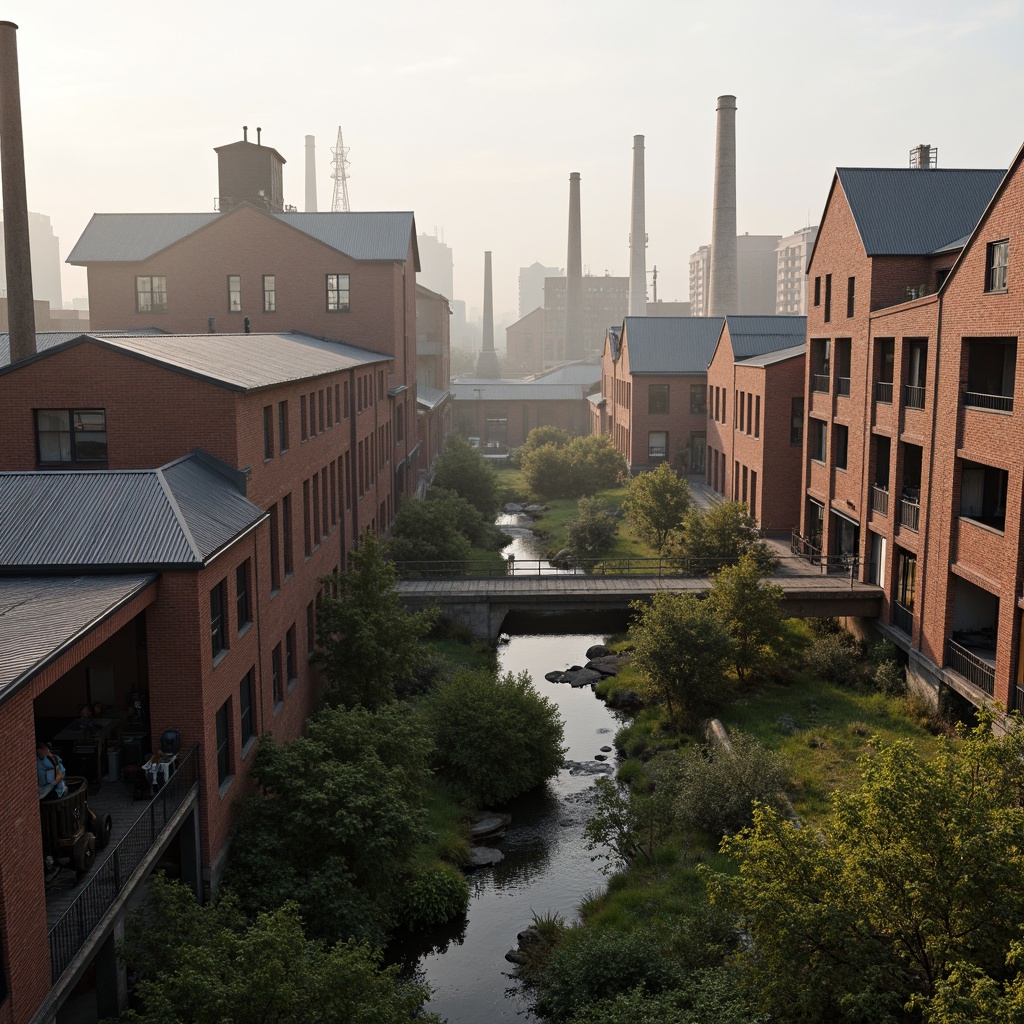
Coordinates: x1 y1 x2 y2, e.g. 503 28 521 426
431 434 501 520
616 758 645 785
512 426 571 467
401 862 470 930
521 435 626 499
803 628 864 685
565 496 618 557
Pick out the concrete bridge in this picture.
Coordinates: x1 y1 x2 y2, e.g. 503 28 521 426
396 569 883 640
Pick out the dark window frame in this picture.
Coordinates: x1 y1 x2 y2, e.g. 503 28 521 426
846 276 855 318
210 579 229 661
326 273 351 312
228 274 242 313
135 275 167 313
239 670 254 749
215 700 231 786
986 239 1009 293
236 560 251 631
263 274 276 313
824 273 832 323
648 383 669 415
278 400 289 452
35 408 108 466
263 405 274 460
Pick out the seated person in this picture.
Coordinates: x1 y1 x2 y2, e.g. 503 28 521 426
76 704 102 734
36 742 67 798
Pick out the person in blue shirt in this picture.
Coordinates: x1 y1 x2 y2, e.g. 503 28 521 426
36 742 67 798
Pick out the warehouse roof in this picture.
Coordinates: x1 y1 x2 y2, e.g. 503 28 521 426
724 316 806 360
620 317 724 374
0 329 165 368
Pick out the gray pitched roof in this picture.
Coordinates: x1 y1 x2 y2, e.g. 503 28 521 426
0 331 389 389
0 329 166 369
67 210 416 264
737 342 806 368
416 383 448 409
836 168 1005 256
725 315 806 359
529 361 602 386
0 575 156 701
621 317 724 374
0 453 264 573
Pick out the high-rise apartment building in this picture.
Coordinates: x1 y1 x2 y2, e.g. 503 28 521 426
519 262 562 320
776 225 818 314
417 232 454 300
0 210 63 310
689 234 781 316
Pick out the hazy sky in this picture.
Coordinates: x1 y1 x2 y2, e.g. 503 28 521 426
5 0 1024 322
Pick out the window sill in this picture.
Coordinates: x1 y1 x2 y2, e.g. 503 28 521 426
218 774 235 799
958 516 1005 537
241 736 257 760
287 677 298 693
212 649 229 670
273 700 284 717
238 621 253 638
983 288 1008 295
270 587 280 600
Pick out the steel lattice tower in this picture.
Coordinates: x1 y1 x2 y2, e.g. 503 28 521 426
330 127 351 212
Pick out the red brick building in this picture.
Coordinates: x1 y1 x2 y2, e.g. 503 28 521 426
414 285 454 482
796 152 1024 711
598 316 722 473
705 315 805 532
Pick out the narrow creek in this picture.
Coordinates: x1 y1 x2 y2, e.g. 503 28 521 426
391 514 628 1022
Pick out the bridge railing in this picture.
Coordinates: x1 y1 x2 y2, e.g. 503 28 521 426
393 556 746 579
789 530 862 585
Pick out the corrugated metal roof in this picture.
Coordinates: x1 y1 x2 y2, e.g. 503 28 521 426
67 210 415 264
0 575 156 700
836 168 1005 255
450 383 584 402
738 342 806 368
416 384 448 409
725 315 806 359
0 329 165 369
529 361 602 386
0 454 264 572
621 317 724 374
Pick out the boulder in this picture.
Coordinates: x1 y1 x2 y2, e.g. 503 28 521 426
525 504 548 514
564 759 615 776
503 502 526 514
468 846 504 867
585 655 628 677
544 670 568 683
517 926 542 947
605 689 643 711
562 667 603 688
600 745 612 752
505 949 529 965
471 812 512 839
594 754 607 761
586 644 611 659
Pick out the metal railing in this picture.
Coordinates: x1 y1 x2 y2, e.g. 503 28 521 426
963 391 1014 412
874 381 894 404
789 530 861 585
812 374 830 393
899 498 920 532
871 485 889 516
946 639 995 696
837 376 851 396
49 746 199 984
904 384 926 409
892 601 913 634
395 556 750 579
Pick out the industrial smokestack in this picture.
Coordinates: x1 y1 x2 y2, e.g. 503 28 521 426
476 251 500 377
565 172 583 360
243 125 248 142
305 135 318 211
708 95 738 318
628 135 647 316
0 21 36 363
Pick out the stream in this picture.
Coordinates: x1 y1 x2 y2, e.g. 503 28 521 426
391 514 628 1022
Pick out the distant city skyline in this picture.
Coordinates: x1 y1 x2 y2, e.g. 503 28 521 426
4 0 1024 321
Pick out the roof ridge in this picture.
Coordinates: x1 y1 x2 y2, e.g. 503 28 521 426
153 466 205 566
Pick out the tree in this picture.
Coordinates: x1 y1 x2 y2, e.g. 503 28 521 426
521 442 569 497
316 531 437 709
425 668 565 804
387 493 473 566
521 434 627 499
223 702 434 944
565 496 618 558
623 462 691 553
672 502 775 573
705 553 785 680
629 593 733 725
113 876 440 1024
431 433 501 520
514 425 571 465
705 714 1024 1024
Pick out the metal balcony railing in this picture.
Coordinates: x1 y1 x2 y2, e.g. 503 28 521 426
892 601 913 634
874 381 894 404
837 377 851 396
904 384 926 409
48 746 199 984
871 485 889 516
899 498 920 532
789 530 861 584
811 374 831 393
946 639 995 696
963 391 1014 412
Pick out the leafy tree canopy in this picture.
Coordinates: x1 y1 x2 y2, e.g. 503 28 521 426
431 433 501 520
671 502 775 573
623 462 691 553
387 492 473 566
565 496 618 558
522 434 627 499
113 876 440 1024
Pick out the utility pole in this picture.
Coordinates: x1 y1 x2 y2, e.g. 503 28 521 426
330 127 351 212
647 265 658 305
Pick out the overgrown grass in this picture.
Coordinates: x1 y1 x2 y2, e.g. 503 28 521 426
410 778 471 870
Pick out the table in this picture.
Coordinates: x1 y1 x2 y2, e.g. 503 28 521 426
53 718 120 784
142 753 177 790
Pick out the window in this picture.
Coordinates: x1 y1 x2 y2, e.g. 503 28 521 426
309 392 316 437
239 671 254 748
906 339 927 409
809 418 827 462
334 384 341 424
986 239 1009 292
327 385 333 426
378 371 385 402
691 384 706 414
835 424 849 470
312 472 321 545
278 400 289 452
210 580 228 660
263 405 274 460
285 625 297 684
272 643 283 705
813 276 821 306
228 275 241 313
746 393 753 436
36 408 107 465
959 460 1008 531
321 469 329 538
269 503 280 591
327 273 350 311
396 403 405 444
318 389 325 433
836 338 852 396
847 276 855 318
215 700 231 786
306 601 315 655
135 275 167 313
343 379 350 418
648 384 669 414
648 431 668 460
263 274 276 312
824 273 832 323
300 395 308 442
330 462 337 525
282 493 294 575
754 395 760 438
236 561 251 631
303 479 312 556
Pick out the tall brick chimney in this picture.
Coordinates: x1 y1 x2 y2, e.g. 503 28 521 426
565 172 584 361
708 95 738 318
304 135 318 211
0 21 36 362
475 251 500 378
628 135 647 316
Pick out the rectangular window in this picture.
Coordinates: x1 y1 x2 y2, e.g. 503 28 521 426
236 560 251 630
746 393 753 435
306 601 315 655
327 385 333 426
300 395 308 442
986 239 1009 292
396 403 405 444
824 273 832 323
278 400 289 452
378 371 385 402
282 493 294 575
327 273 351 311
36 408 108 465
309 392 316 437
330 462 337 525
272 643 283 704
344 380 350 418
210 579 228 660
335 383 341 424
215 700 231 786
269 503 280 591
648 384 669 415
648 431 668 460
304 479 313 556
286 625 297 683
310 476 319 551
263 405 274 460
228 274 241 313
739 391 745 432
691 384 706 414
809 418 827 462
321 469 329 538
813 276 821 307
318 389 325 433
135 275 167 313
847 276 855 318
835 424 849 470
263 274 276 313
836 338 852 396
754 395 761 438
344 450 352 509
239 671 254 748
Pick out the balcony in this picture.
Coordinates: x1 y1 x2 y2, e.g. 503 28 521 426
946 636 995 696
871 485 890 517
812 374 830 393
837 377 851 397
47 746 199 984
892 601 913 635
963 391 1014 413
874 381 894 404
899 497 920 532
904 384 926 410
